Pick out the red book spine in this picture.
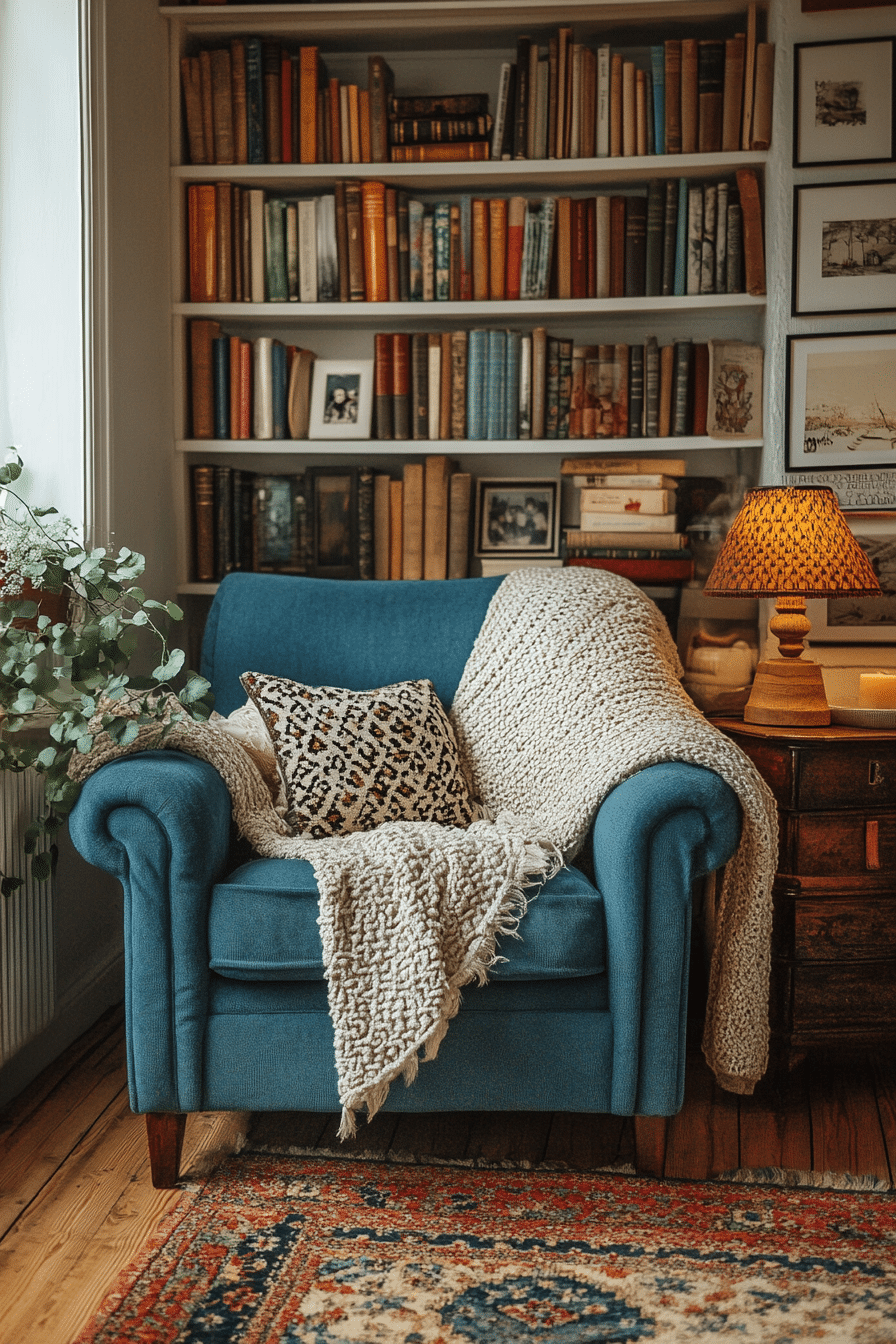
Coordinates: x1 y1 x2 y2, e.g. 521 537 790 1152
571 198 588 299
188 184 217 302
505 197 525 301
238 340 252 440
229 336 241 439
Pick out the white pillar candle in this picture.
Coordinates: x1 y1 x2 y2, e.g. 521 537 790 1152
858 673 896 709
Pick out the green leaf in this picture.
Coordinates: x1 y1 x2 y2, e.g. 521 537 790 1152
37 746 57 769
30 852 53 883
127 587 147 603
179 674 212 705
119 720 140 747
76 733 94 754
0 459 23 486
31 505 59 518
9 689 37 714
152 649 185 682
1 876 24 897
166 601 184 621
130 610 149 627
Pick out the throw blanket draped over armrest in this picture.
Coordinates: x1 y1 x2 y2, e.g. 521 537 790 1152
70 568 777 1133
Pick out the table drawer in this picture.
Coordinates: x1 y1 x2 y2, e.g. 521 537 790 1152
782 811 896 876
792 960 896 1031
793 898 896 960
797 745 896 810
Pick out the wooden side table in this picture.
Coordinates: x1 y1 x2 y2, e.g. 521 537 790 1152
712 717 896 1070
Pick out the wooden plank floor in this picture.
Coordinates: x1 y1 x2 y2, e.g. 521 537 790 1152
1 1005 895 1344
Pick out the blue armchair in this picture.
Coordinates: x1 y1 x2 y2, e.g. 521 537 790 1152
69 573 741 1187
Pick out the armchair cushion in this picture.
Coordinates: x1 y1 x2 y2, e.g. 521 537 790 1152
241 671 476 837
208 857 606 982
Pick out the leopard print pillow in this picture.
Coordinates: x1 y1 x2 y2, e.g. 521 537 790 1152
240 672 478 838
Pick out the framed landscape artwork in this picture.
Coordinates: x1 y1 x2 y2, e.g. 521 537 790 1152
786 332 896 472
473 479 560 559
794 38 895 166
793 180 896 315
808 528 896 642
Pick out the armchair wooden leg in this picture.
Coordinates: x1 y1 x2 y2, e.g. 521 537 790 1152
633 1115 668 1178
146 1113 187 1189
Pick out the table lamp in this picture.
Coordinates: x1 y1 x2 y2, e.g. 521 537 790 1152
703 486 880 726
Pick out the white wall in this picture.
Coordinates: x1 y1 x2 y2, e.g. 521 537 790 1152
0 0 85 522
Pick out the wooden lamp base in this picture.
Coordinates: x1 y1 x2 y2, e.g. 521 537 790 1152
743 657 831 726
744 594 831 726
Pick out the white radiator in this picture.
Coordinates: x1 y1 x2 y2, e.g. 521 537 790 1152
0 769 55 1066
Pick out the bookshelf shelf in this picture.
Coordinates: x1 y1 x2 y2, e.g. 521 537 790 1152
176 295 766 325
177 435 762 455
174 152 768 192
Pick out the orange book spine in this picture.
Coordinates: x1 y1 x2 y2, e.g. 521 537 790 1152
610 53 623 157
215 181 232 302
388 143 489 163
280 50 293 163
472 198 489 301
505 196 526 301
736 168 766 295
488 198 507 301
681 39 698 155
622 61 636 158
238 340 252 440
189 318 221 440
328 77 342 164
181 57 208 165
555 196 572 300
299 46 318 164
229 335 241 438
348 84 361 163
230 39 248 164
189 183 217 302
385 187 399 301
360 181 389 301
389 479 404 579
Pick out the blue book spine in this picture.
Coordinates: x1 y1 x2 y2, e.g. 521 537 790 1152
212 337 230 440
271 341 287 439
650 46 665 156
408 199 424 301
246 38 265 165
486 330 507 440
674 177 688 297
433 202 451 301
504 330 521 440
466 330 487 440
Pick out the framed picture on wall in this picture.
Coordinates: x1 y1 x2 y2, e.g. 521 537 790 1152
786 331 896 472
794 38 895 167
808 526 896 642
473 479 560 559
306 466 360 579
793 180 896 315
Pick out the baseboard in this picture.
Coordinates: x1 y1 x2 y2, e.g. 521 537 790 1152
0 946 124 1108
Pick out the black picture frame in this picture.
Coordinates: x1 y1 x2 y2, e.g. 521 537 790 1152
785 330 896 475
473 478 560 559
793 38 896 168
306 466 360 580
792 179 896 316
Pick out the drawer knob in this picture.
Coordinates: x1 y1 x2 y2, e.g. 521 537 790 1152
869 761 886 788
866 819 881 870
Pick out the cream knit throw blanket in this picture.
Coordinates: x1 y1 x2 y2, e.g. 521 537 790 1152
70 568 777 1133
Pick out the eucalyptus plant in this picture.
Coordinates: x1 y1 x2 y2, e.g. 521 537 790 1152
0 450 213 896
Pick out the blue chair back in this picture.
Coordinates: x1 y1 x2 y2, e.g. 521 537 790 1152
202 573 504 715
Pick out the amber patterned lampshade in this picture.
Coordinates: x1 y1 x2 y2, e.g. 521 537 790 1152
704 487 880 598
703 487 880 727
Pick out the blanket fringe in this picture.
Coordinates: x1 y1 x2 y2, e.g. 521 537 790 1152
336 832 561 1139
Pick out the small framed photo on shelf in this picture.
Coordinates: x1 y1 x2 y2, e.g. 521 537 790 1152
308 360 373 440
808 525 896 642
793 180 896 315
786 331 896 472
473 479 560 560
793 38 895 167
306 466 360 580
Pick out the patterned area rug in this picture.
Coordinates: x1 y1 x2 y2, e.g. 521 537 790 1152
77 1152 896 1342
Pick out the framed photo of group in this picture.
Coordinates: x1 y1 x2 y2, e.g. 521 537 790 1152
793 38 895 167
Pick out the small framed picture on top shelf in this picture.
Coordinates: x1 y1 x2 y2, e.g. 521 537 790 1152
308 359 374 440
473 479 560 560
786 331 896 472
793 180 896 316
793 38 896 167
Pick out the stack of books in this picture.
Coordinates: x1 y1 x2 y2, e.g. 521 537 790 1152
190 457 473 584
388 90 493 163
561 455 694 589
186 170 763 306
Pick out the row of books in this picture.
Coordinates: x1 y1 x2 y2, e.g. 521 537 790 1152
179 14 773 167
370 331 763 442
186 170 764 305
490 22 773 163
191 459 473 583
188 320 315 440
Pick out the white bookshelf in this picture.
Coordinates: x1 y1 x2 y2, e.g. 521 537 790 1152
164 0 769 591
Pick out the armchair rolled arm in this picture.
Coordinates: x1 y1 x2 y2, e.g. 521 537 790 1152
592 762 741 1116
68 751 233 1113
